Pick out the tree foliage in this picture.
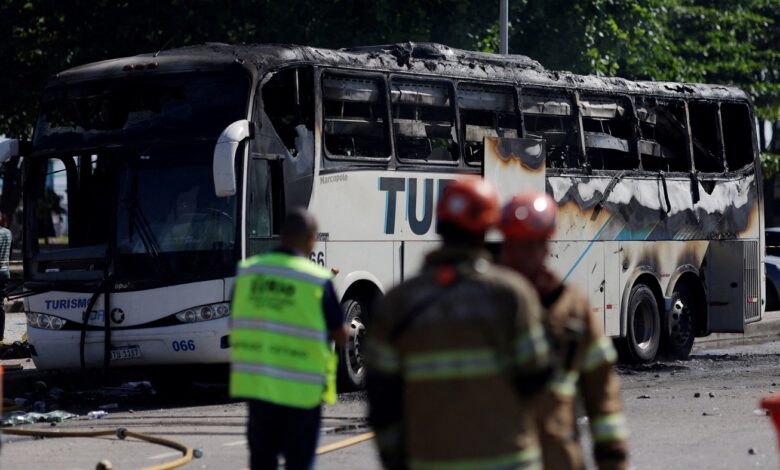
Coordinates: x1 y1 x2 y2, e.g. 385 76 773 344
1 0 779 136
505 0 780 119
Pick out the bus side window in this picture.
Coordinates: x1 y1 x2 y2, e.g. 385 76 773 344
322 75 389 159
391 80 459 163
720 102 754 171
458 84 519 165
580 95 637 171
636 98 690 172
689 101 725 173
259 66 314 220
262 67 315 154
521 89 582 169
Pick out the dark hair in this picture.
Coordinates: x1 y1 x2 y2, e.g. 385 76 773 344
281 208 317 246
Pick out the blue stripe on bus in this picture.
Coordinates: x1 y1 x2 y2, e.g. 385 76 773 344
615 226 654 241
562 216 614 283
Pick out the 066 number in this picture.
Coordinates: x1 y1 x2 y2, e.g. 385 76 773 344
172 340 196 352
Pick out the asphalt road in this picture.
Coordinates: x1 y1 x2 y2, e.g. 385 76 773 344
3 314 780 469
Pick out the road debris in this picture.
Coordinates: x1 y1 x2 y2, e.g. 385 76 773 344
87 410 108 419
1 410 77 426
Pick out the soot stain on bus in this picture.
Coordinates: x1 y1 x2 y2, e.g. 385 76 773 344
548 174 758 241
488 138 546 173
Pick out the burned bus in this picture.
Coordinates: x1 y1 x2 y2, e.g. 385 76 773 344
2 42 762 388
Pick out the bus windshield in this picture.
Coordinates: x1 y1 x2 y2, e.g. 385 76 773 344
26 72 249 285
34 71 248 149
26 144 239 284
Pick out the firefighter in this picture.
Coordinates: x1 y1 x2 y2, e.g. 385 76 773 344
499 192 629 470
366 177 551 470
229 208 347 470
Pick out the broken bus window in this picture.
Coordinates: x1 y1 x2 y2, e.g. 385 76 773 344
261 67 315 153
636 97 690 172
580 95 637 171
458 84 519 165
322 74 389 160
391 80 459 163
720 102 754 171
688 101 725 173
521 89 583 170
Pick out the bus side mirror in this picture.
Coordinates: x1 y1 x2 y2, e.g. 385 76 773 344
213 120 254 197
0 138 20 163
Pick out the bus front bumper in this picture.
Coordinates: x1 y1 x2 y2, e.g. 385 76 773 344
26 317 231 370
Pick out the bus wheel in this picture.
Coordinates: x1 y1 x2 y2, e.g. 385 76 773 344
663 285 697 360
338 298 366 390
622 284 660 363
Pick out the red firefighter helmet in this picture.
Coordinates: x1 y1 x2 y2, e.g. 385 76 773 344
436 177 500 235
500 192 557 240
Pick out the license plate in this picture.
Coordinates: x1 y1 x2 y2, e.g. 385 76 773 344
110 345 142 361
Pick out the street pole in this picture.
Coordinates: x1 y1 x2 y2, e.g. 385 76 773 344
500 0 508 54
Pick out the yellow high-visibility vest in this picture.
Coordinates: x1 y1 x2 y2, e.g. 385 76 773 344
229 252 337 408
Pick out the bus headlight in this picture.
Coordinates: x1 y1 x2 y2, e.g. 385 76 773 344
27 313 67 330
175 302 231 323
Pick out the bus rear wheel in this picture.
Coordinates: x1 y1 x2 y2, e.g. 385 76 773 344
337 297 366 391
621 284 660 363
662 284 697 360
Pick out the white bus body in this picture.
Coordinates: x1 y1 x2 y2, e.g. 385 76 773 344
20 43 763 388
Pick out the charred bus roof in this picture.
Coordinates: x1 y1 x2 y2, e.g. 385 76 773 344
48 42 750 103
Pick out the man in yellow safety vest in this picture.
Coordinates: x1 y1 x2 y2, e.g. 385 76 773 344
230 208 347 470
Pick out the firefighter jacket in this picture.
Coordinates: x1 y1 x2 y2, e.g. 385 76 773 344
229 251 338 409
534 270 629 470
366 245 551 470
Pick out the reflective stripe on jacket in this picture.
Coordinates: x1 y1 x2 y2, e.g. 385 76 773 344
229 251 337 408
367 246 549 470
535 274 629 470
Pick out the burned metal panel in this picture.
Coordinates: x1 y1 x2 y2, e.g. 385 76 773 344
547 172 759 242
483 136 546 204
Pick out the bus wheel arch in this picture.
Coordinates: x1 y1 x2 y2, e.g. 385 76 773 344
338 278 383 391
619 273 663 363
663 272 706 360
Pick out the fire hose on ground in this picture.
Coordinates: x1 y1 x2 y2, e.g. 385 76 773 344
1 425 200 470
0 366 372 468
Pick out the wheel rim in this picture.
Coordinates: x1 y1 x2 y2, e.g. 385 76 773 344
633 302 655 352
669 298 692 346
346 304 366 380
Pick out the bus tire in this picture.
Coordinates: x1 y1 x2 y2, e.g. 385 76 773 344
662 284 697 360
337 297 367 391
621 284 660 363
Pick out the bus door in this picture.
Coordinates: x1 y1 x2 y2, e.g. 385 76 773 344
483 136 546 204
